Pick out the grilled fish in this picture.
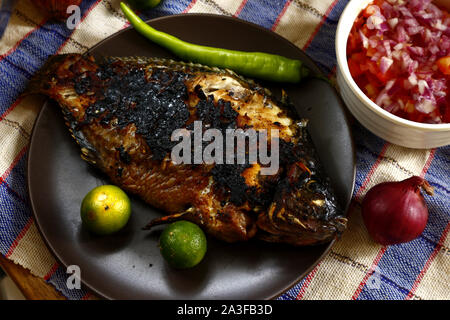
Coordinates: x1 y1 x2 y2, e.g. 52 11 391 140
26 54 346 245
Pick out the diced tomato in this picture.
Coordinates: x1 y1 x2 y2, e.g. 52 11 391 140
365 60 390 83
351 52 365 62
347 33 360 53
348 59 363 77
405 101 415 113
365 83 379 97
366 46 378 57
446 95 450 123
436 56 450 76
352 16 365 30
444 103 450 123
366 73 384 88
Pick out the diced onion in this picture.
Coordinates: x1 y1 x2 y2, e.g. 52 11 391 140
347 0 450 123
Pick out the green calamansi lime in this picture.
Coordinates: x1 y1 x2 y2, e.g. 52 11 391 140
159 221 207 269
80 185 131 235
127 0 161 10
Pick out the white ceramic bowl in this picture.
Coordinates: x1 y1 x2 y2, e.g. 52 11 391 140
335 0 450 149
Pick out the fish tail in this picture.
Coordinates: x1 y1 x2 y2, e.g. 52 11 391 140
24 54 85 96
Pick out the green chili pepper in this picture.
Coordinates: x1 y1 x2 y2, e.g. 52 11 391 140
127 0 161 10
120 2 309 83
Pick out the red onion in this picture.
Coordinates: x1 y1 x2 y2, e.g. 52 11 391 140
380 56 394 74
362 176 434 245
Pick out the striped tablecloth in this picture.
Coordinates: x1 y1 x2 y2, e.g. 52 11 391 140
0 0 448 300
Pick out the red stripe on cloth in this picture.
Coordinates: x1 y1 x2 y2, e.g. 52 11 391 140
5 217 34 258
81 292 92 300
55 0 103 54
3 180 27 204
233 0 248 17
0 96 24 123
44 262 60 281
182 0 198 13
271 0 292 31
406 223 450 300
420 149 436 178
351 246 387 300
0 145 28 185
302 0 339 50
296 263 321 299
0 17 48 63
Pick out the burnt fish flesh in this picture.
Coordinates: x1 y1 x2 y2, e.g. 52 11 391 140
26 54 347 246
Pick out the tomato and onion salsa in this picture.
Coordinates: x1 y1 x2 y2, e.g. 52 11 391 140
347 0 450 124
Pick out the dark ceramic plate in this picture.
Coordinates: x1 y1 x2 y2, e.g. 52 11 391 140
28 14 355 300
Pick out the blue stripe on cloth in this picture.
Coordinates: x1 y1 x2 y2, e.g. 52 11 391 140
237 0 288 29
2 154 28 205
276 277 307 300
357 237 435 300
352 122 386 196
422 147 450 241
0 155 31 255
305 0 349 73
0 0 99 115
47 265 90 300
356 147 450 300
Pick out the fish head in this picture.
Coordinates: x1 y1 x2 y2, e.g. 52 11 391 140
256 160 347 245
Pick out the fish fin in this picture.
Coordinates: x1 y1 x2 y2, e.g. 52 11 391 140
142 207 195 230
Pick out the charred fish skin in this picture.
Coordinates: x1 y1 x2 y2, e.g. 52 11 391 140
26 53 346 246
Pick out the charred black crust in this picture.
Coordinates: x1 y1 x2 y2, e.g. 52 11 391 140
74 74 91 95
82 60 190 161
194 94 238 130
210 163 250 206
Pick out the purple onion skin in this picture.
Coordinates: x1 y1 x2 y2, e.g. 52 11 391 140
362 176 434 246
